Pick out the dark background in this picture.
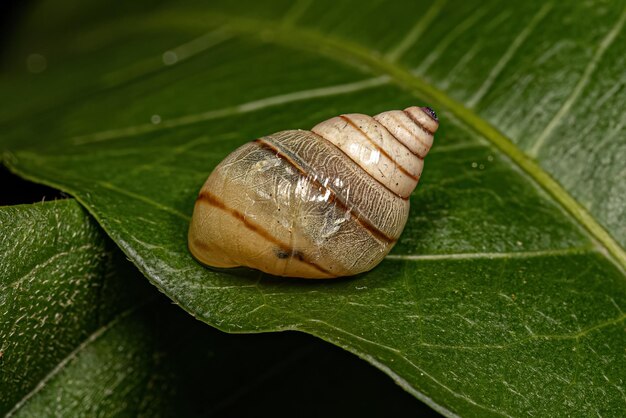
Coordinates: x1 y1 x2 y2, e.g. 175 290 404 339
0 0 29 61
1 0 65 206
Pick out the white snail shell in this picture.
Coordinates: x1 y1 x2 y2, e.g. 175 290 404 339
188 106 438 279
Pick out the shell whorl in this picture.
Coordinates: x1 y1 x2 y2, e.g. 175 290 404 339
188 106 438 278
311 106 438 198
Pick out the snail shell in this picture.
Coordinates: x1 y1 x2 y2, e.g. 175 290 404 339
188 106 438 279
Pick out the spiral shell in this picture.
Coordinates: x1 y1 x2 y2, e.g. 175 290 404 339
188 106 438 278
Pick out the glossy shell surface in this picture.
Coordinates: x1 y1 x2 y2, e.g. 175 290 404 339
188 106 438 278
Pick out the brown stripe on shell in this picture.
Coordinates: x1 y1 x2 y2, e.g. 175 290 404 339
385 113 431 159
339 115 420 181
255 138 399 243
196 190 335 276
374 117 423 160
402 109 435 135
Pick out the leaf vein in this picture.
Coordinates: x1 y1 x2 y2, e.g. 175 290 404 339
1 244 99 292
97 181 190 221
418 313 626 350
467 3 553 108
385 247 593 261
385 0 447 62
529 7 626 156
4 304 147 417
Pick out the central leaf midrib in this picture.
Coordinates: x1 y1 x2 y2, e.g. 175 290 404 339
194 12 625 272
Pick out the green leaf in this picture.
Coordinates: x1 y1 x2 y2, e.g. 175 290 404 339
2 1 626 416
0 199 153 415
0 199 428 417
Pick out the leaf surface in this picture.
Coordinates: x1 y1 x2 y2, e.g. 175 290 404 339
2 1 626 416
0 199 153 415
